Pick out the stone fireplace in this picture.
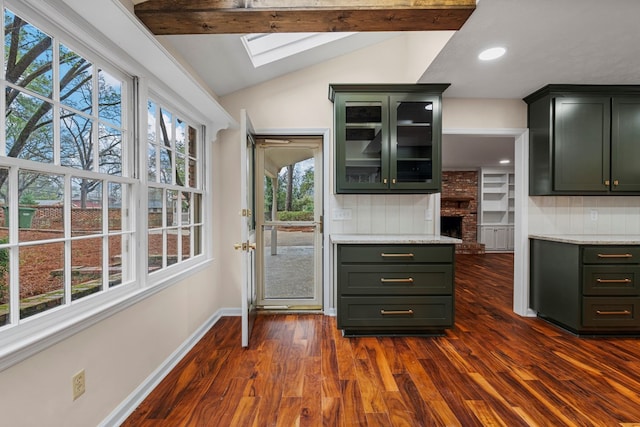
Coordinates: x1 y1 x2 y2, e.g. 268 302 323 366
440 171 485 254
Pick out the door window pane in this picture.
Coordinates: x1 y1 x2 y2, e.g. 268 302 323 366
262 224 315 299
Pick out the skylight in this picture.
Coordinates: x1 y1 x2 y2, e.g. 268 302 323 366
241 32 356 68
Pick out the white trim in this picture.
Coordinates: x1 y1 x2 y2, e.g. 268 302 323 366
100 307 241 427
443 127 533 316
248 127 332 313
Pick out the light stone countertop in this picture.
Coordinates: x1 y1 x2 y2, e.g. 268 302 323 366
330 234 462 244
529 234 640 245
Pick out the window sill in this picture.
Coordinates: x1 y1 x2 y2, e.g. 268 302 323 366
0 256 213 372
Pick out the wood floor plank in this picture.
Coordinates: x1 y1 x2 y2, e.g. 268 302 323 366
122 254 640 426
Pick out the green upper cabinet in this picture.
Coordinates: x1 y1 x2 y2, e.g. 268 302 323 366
330 84 449 194
525 85 640 195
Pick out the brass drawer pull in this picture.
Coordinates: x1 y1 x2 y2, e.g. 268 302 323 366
597 253 633 259
596 278 632 284
381 278 414 283
381 253 414 258
381 309 414 316
595 310 632 315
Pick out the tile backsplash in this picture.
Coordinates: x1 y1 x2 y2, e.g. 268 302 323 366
529 196 640 235
330 194 437 235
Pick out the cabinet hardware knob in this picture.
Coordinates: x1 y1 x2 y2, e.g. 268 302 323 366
604 180 610 186
392 178 397 184
595 310 632 316
381 309 414 316
614 179 619 186
596 278 632 283
383 178 388 184
381 253 414 258
597 253 633 258
380 278 414 283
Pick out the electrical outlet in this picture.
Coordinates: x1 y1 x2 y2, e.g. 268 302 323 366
72 370 86 400
332 208 352 221
590 209 598 221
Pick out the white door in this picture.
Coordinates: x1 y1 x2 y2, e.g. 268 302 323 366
239 110 257 347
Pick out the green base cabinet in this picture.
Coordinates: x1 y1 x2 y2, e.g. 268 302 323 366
524 85 640 195
336 243 455 336
329 84 449 194
530 238 640 334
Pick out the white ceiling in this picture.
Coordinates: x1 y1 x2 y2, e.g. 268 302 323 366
135 0 640 168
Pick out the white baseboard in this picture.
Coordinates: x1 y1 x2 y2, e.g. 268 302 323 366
100 307 240 426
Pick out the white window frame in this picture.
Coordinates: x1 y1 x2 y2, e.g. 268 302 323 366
0 0 214 371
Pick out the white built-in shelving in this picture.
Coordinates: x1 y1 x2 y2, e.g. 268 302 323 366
479 168 515 252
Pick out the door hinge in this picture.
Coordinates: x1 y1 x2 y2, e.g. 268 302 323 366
240 208 252 217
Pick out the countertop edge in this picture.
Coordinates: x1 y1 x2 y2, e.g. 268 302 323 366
529 234 640 245
330 234 462 244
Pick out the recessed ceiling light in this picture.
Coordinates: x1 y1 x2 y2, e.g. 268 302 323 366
499 159 511 164
479 47 506 61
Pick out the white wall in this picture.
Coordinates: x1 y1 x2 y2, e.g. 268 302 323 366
529 196 640 235
216 32 531 310
0 265 222 426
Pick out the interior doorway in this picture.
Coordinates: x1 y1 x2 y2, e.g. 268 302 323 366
255 135 323 310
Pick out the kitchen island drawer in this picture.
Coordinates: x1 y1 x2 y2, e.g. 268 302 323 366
582 297 640 328
582 246 640 264
339 264 453 295
338 296 453 330
338 244 454 264
583 265 640 295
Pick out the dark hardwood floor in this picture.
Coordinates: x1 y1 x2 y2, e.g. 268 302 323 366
122 254 640 426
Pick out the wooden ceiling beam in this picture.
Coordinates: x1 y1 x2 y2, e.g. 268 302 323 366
134 0 476 35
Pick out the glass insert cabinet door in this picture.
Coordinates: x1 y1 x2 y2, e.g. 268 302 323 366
390 94 441 190
336 93 390 191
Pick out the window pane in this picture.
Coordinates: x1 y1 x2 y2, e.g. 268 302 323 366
99 124 122 175
181 228 191 261
20 241 64 319
71 237 103 301
108 234 122 287
161 108 172 148
166 190 178 227
176 118 186 155
108 182 122 231
72 178 102 234
148 143 157 182
60 108 92 169
148 229 162 273
176 154 185 186
147 100 157 141
181 191 191 225
188 158 197 188
60 44 92 114
0 167 11 229
4 9 53 96
167 230 178 266
148 188 162 228
194 225 202 256
6 90 54 162
160 148 171 184
0 239 9 327
98 69 122 127
18 171 63 242
188 125 197 157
